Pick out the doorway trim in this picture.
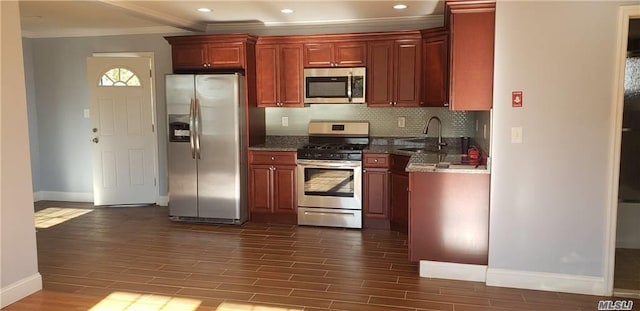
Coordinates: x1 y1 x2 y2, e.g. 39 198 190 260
90 52 163 206
605 5 640 296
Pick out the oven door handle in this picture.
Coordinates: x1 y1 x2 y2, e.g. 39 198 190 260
296 160 362 169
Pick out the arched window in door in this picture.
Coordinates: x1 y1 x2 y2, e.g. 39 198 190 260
99 67 141 86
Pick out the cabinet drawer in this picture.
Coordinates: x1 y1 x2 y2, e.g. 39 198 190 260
363 153 390 168
250 151 297 165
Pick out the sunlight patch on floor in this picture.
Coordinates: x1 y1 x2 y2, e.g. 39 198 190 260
89 292 201 311
35 207 93 229
216 302 302 311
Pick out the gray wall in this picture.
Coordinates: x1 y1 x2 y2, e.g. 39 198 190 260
1 1 41 305
23 38 40 192
489 1 636 278
27 34 173 196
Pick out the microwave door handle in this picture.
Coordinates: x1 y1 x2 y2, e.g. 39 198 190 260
347 72 353 103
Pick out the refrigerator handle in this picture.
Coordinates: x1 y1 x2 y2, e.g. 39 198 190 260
189 98 196 159
195 98 201 159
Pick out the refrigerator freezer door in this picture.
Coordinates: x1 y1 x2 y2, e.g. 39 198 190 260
166 75 198 217
195 74 242 220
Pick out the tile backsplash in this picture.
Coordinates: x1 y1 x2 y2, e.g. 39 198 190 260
265 104 476 137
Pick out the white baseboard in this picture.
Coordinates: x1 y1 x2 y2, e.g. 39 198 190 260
0 273 42 308
33 191 93 203
156 196 169 206
486 268 606 296
419 261 487 282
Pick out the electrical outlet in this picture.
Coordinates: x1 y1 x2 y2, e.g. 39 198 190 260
511 127 522 144
397 117 406 128
483 124 487 139
281 116 289 127
83 109 90 118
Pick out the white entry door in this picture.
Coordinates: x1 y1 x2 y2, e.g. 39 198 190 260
86 56 157 205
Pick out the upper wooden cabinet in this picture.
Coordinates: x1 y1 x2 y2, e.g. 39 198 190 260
256 42 304 107
446 1 495 111
303 42 367 68
421 28 449 107
165 35 256 72
367 34 422 107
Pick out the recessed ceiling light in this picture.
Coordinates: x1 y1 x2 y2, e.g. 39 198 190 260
393 4 408 10
197 8 212 13
281 8 294 14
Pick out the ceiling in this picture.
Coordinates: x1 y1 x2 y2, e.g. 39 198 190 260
19 1 445 38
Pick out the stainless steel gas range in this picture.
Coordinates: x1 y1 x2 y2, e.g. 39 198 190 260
296 121 369 229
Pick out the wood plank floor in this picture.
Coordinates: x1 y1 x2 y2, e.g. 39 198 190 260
3 201 638 311
615 248 640 291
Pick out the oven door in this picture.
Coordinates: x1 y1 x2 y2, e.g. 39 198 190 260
296 159 362 210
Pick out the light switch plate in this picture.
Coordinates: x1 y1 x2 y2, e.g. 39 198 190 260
511 127 523 144
281 116 289 127
83 109 90 118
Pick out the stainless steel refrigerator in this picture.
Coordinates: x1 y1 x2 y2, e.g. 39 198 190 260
166 73 247 224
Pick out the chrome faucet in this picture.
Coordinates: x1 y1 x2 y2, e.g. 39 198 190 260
424 116 447 150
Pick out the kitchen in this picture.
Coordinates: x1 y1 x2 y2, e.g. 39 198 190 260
162 8 494 271
3 0 640 309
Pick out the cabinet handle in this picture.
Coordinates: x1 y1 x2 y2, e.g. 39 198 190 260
389 102 393 106
363 169 367 173
271 156 275 161
374 159 378 163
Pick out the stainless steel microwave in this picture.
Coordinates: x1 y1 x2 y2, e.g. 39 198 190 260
303 67 366 104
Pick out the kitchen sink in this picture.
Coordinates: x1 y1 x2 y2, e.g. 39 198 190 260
402 138 431 143
396 147 441 153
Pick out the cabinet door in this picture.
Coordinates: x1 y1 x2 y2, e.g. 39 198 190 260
390 172 409 233
449 6 495 111
394 39 422 107
273 166 297 214
423 34 448 107
303 43 334 67
207 42 244 69
249 165 273 213
256 45 279 107
367 40 394 107
334 42 367 67
279 44 304 107
363 169 389 219
172 44 207 71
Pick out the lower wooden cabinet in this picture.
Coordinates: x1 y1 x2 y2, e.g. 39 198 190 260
408 172 490 264
390 155 410 233
363 153 410 232
363 153 390 229
249 151 297 224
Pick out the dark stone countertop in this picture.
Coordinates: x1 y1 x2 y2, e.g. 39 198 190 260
248 136 489 174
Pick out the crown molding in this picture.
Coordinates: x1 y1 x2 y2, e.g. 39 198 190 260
21 26 185 39
205 15 444 35
98 0 207 32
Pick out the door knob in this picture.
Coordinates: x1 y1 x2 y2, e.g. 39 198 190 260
92 137 99 143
